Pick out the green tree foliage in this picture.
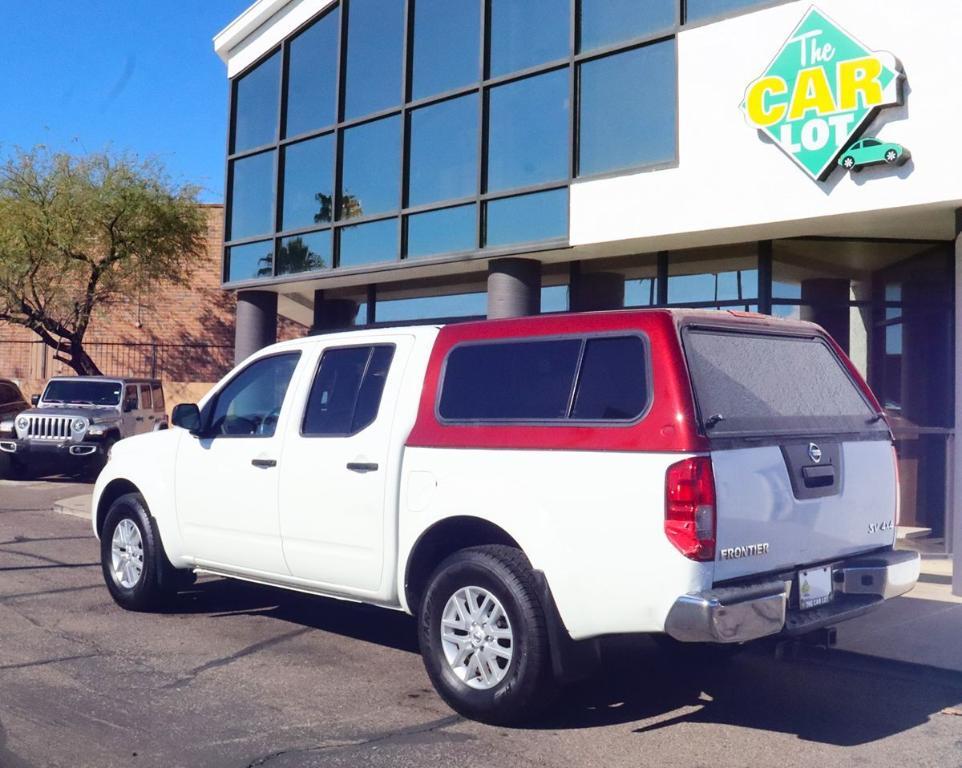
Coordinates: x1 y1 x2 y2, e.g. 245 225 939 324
0 147 206 375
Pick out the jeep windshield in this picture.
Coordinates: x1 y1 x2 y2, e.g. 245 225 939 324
682 327 888 438
41 380 123 406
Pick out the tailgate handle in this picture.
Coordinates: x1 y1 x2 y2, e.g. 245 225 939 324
802 465 835 487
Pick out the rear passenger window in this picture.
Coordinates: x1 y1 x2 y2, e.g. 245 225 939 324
140 385 152 410
303 345 396 436
152 385 165 411
438 335 649 423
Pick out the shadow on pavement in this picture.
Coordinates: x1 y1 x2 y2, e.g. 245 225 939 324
170 577 962 746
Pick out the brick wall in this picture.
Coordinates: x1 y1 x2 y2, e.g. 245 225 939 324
0 204 306 404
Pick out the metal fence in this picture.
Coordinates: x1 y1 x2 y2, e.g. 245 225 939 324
0 339 233 382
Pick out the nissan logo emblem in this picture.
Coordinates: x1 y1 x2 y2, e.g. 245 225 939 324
808 443 823 463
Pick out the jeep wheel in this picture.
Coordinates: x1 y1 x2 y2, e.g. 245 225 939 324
418 545 552 725
100 492 181 611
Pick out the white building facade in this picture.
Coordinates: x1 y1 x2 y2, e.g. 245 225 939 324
215 0 962 588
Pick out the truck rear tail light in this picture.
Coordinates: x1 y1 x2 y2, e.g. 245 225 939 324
665 457 716 562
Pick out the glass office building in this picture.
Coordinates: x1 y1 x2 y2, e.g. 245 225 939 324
216 0 962 565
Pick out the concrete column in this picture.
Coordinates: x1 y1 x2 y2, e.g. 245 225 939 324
954 210 962 595
800 278 851 353
234 290 278 365
570 269 625 312
487 258 541 319
848 280 872 380
311 290 358 334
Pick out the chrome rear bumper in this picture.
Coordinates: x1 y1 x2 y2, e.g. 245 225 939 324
664 549 920 644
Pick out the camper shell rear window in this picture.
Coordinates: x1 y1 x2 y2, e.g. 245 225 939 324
682 327 886 438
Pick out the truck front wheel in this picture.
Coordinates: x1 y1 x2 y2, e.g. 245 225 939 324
100 492 181 611
418 545 552 725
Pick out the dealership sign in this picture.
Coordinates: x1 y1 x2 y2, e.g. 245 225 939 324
741 7 904 181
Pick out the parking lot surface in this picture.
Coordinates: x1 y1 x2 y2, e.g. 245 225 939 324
1 479 960 768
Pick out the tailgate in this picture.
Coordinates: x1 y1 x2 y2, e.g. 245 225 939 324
682 326 897 582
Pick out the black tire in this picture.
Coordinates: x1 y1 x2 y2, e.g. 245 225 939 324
3 455 27 480
842 156 855 170
418 545 552 725
885 149 898 163
100 492 182 611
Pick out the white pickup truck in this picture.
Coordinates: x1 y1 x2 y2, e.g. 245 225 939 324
92 309 920 724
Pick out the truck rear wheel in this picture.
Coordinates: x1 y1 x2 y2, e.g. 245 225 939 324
418 545 552 725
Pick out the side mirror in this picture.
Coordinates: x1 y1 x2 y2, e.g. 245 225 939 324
171 403 202 434
30 395 39 406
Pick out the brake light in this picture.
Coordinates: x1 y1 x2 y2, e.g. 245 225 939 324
892 444 901 526
665 457 716 561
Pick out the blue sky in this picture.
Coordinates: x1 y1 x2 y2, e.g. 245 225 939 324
1 1 253 202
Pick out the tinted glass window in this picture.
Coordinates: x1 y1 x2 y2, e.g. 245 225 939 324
340 115 401 220
232 51 280 152
344 0 404 119
485 188 567 248
412 0 481 100
229 150 276 240
489 0 569 77
208 353 300 437
151 385 165 411
227 241 274 282
303 345 395 435
487 69 569 193
406 205 476 258
376 292 486 322
282 135 334 230
303 347 368 435
124 386 139 412
408 96 478 206
339 218 398 268
278 231 332 275
686 0 771 24
439 339 581 421
571 337 648 420
285 8 339 137
139 385 152 410
684 331 885 436
579 0 675 51
578 41 677 176
0 383 20 405
353 346 395 432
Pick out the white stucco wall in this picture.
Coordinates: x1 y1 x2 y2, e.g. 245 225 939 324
570 0 962 247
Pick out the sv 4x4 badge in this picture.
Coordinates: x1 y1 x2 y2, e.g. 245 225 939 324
741 6 906 182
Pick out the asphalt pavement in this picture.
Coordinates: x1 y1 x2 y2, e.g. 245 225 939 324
0 479 960 768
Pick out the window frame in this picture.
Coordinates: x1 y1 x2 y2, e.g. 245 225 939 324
435 331 653 427
221 0 683 289
300 342 397 438
200 351 303 440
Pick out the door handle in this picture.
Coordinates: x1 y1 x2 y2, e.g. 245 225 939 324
346 462 379 473
135 416 144 422
251 458 277 469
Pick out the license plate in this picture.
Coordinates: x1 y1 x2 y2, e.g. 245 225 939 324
799 566 834 610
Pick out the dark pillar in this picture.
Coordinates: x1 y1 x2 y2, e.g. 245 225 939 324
757 241 773 316
487 258 541 319
310 290 358 334
800 278 850 352
569 266 624 312
234 290 278 365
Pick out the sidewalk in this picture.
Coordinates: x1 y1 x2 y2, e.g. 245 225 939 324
833 557 962 673
53 493 92 521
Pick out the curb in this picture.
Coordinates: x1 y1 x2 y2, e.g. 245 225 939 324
53 495 93 521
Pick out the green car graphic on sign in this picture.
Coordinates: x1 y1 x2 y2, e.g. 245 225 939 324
838 138 910 172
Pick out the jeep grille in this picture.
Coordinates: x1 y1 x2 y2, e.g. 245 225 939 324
25 415 73 440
